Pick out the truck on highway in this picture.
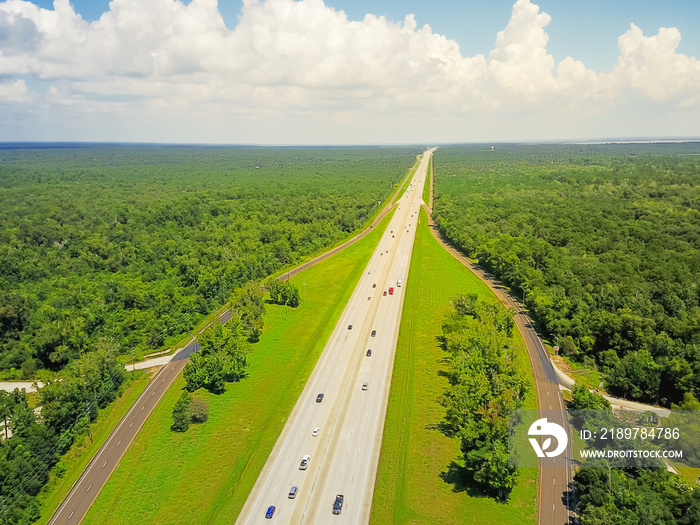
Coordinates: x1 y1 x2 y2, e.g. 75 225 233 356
397 274 403 287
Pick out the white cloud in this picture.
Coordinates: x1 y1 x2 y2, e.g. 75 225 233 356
0 0 698 142
0 78 33 103
612 23 700 102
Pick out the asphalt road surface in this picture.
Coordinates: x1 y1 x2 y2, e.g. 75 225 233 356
47 335 204 525
236 149 435 525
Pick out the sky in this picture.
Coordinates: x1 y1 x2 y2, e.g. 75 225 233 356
1 0 699 144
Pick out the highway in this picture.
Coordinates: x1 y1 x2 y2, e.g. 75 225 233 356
236 149 435 525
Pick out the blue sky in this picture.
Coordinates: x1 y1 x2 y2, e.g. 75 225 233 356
3 0 700 144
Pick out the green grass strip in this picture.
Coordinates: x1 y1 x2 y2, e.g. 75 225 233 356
422 155 432 205
81 211 395 525
370 207 537 525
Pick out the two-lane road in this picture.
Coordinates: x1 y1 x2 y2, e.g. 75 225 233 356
48 328 209 524
236 150 435 525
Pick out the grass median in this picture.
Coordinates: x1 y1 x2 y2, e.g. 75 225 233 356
82 211 395 525
370 207 538 525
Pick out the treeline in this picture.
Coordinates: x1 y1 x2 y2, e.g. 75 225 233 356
440 293 529 499
0 347 125 523
433 144 700 406
183 282 266 394
0 145 414 376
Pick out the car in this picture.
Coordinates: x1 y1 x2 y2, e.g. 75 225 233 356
316 393 324 403
312 427 320 437
385 250 388 253
371 330 376 337
288 486 298 499
332 494 344 515
366 349 372 357
383 291 387 296
367 296 371 300
362 382 368 391
300 455 310 470
348 324 352 330
265 506 276 519
372 283 376 288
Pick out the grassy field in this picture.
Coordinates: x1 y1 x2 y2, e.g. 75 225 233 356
81 211 395 525
36 370 153 524
422 154 432 205
370 207 538 525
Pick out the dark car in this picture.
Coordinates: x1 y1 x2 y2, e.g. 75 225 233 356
371 330 376 337
372 283 376 288
332 494 344 515
316 393 324 403
265 506 276 519
383 291 387 296
366 349 372 357
348 325 353 330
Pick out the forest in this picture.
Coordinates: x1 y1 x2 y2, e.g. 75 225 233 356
0 145 415 377
433 143 700 407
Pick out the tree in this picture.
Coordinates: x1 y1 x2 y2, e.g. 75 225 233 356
569 383 611 411
171 391 192 432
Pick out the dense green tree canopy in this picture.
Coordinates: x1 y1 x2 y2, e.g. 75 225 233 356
0 145 414 377
441 293 529 499
433 143 700 406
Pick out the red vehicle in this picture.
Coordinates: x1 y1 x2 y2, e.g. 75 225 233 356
388 287 394 295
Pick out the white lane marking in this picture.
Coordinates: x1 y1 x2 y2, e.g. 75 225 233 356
553 478 556 485
129 421 134 428
151 391 155 396
117 440 121 446
103 461 108 468
141 405 145 411
68 511 74 520
86 484 93 492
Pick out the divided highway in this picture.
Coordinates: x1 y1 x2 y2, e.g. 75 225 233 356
236 149 435 525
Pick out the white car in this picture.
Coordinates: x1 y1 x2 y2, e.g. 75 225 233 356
312 428 320 437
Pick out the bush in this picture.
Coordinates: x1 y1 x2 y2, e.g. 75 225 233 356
190 398 209 423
